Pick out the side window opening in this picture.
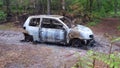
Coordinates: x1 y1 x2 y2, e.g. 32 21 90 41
29 18 40 26
41 18 51 28
41 18 63 29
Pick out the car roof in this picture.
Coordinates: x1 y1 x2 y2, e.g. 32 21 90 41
29 15 64 19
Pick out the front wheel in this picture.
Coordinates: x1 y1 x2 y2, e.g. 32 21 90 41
87 39 96 47
69 39 82 47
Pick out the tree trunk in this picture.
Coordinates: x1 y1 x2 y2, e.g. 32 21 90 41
89 0 93 13
4 0 11 21
5 0 11 16
61 0 65 10
47 0 51 15
114 0 118 16
60 0 66 16
96 0 101 10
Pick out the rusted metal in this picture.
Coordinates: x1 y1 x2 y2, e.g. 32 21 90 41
40 28 65 42
23 15 94 45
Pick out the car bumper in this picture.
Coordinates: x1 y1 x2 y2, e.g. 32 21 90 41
81 39 95 46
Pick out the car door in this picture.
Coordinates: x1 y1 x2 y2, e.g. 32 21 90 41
39 18 66 43
26 18 40 41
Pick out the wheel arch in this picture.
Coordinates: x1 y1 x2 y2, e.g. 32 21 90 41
69 38 81 44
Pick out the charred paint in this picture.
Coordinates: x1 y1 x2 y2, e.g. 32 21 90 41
23 15 94 45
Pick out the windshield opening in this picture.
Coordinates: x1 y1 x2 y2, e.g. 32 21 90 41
60 17 73 28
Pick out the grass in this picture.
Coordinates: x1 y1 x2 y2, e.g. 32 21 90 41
108 11 120 17
87 19 100 26
117 25 120 31
87 21 98 26
0 22 15 30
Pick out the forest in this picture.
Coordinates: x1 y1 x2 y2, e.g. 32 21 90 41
0 0 120 23
0 0 120 68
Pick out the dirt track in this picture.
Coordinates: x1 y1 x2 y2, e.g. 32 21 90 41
0 30 85 68
0 30 120 68
0 18 120 68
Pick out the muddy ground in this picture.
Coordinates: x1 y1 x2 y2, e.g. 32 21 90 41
0 18 120 68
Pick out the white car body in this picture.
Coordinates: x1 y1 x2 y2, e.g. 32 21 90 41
23 15 94 46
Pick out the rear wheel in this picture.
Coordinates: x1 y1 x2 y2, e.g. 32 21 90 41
23 33 33 42
69 39 82 47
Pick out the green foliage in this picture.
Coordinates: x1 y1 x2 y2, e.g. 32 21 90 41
0 11 6 22
108 11 120 17
87 19 100 26
68 0 120 19
117 25 120 31
87 22 98 26
111 37 120 43
73 37 120 68
10 0 29 13
0 0 3 7
0 0 120 22
72 50 120 68
69 0 84 15
0 0 6 23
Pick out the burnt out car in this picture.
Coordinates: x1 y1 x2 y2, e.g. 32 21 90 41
23 15 95 47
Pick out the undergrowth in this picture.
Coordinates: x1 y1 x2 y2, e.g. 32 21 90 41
72 37 120 68
117 25 120 31
87 19 100 26
72 51 120 68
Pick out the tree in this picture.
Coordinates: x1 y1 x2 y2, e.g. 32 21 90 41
61 0 65 10
96 0 101 10
114 0 118 16
89 0 93 13
4 0 11 16
47 0 51 15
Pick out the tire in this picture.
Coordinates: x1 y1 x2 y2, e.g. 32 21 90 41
70 39 82 47
87 39 96 47
23 33 33 42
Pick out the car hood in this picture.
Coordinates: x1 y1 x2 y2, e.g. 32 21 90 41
75 25 93 34
69 25 94 39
